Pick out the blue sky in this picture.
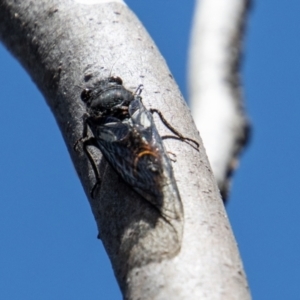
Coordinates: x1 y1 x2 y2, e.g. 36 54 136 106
0 1 299 299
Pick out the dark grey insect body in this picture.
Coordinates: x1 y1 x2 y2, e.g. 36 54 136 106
75 76 198 222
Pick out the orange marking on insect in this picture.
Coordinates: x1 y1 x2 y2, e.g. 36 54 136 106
133 149 159 174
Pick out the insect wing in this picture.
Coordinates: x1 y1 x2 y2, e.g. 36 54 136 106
95 120 136 180
128 97 153 138
97 118 130 142
95 112 162 197
128 98 182 220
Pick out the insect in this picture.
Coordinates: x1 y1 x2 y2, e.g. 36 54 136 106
75 76 198 220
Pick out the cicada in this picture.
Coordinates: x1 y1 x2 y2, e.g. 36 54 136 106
75 76 198 221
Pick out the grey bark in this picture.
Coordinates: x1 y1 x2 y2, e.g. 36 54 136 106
0 0 250 299
189 0 251 201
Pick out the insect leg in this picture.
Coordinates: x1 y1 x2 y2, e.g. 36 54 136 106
167 151 177 162
74 114 102 198
80 136 102 198
134 84 143 95
149 109 199 150
74 112 90 152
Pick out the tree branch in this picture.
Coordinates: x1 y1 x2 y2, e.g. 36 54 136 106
189 0 251 200
0 0 250 298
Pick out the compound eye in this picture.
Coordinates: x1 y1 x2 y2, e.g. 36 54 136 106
81 89 92 102
109 76 123 85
